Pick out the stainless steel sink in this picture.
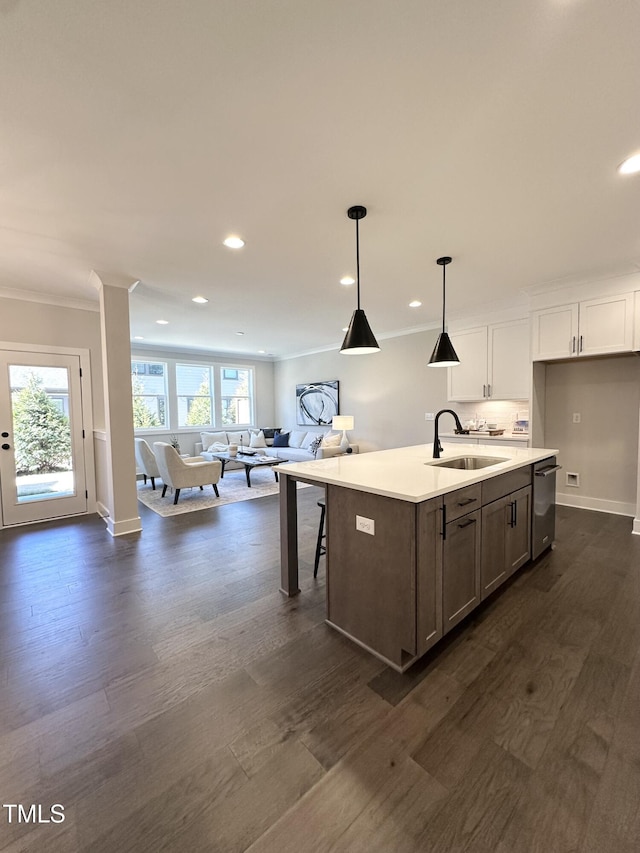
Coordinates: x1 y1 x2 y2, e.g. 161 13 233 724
429 455 508 470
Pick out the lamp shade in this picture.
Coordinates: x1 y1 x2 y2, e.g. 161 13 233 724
340 309 380 354
332 415 354 431
428 332 460 367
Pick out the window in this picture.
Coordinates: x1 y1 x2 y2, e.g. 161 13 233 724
220 366 253 426
131 361 167 428
176 364 213 427
131 359 255 431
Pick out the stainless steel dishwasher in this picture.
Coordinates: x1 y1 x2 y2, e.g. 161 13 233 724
532 456 561 559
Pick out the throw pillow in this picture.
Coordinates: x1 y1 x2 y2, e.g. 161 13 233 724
227 430 251 447
300 432 320 451
201 431 228 448
273 431 290 447
288 430 308 448
207 441 227 451
249 429 267 448
309 435 323 456
261 428 281 440
320 432 342 448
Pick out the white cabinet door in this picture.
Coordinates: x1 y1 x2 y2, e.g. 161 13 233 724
578 293 634 356
635 292 640 351
531 304 579 361
489 319 530 400
447 327 488 401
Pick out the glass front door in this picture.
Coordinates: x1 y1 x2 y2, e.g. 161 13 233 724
0 351 87 525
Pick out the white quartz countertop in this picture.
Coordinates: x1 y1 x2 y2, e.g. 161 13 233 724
277 443 558 503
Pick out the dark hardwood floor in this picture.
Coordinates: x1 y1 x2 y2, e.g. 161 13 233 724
0 493 639 852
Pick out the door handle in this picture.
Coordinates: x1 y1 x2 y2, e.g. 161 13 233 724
487 384 491 397
458 517 476 529
440 505 447 540
579 335 583 353
457 497 477 507
572 336 576 353
482 384 486 398
509 501 516 527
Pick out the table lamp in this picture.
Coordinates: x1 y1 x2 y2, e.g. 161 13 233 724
332 415 354 450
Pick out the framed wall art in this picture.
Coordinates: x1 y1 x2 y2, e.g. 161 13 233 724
296 380 339 426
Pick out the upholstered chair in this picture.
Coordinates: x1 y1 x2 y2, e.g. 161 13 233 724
134 438 161 489
152 442 222 505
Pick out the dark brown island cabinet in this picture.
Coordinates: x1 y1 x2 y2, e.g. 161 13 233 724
325 462 544 672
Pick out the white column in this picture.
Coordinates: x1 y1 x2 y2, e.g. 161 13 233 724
90 271 142 536
634 403 640 535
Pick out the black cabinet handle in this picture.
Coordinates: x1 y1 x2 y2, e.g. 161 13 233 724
1 431 8 438
509 501 517 527
458 517 476 529
457 497 477 507
441 505 447 540
1 443 10 450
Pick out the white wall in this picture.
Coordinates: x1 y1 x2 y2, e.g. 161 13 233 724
274 330 450 452
0 296 104 427
544 355 640 515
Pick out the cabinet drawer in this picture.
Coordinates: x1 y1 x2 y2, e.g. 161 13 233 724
481 467 532 505
444 483 482 523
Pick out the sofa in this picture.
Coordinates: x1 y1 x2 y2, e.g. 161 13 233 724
195 428 347 467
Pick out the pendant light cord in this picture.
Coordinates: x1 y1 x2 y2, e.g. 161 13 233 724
355 217 361 310
441 262 446 333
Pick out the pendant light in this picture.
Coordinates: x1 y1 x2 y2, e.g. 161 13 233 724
340 205 380 354
428 256 460 367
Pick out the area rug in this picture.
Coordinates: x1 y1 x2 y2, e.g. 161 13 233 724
137 469 309 517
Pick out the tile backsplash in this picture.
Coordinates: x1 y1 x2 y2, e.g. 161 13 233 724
452 400 529 433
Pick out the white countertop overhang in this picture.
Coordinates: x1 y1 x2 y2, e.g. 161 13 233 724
277 443 559 503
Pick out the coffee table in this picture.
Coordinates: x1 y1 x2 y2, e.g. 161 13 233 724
208 451 282 487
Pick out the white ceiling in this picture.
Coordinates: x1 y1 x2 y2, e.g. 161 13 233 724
1 0 639 358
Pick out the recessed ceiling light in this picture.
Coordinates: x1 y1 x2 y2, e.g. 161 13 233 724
236 331 245 336
618 153 640 175
340 276 355 285
133 336 144 340
156 319 169 325
409 300 422 308
192 296 209 304
224 235 245 249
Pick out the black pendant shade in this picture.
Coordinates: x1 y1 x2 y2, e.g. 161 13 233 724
340 205 380 355
428 256 460 367
341 309 380 353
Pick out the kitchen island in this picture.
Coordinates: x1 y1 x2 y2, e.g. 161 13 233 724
279 443 559 671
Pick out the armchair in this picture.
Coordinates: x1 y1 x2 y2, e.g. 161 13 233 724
152 442 222 505
134 438 161 489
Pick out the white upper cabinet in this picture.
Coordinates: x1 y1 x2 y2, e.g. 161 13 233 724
531 293 634 361
489 320 531 399
447 327 487 401
448 319 530 402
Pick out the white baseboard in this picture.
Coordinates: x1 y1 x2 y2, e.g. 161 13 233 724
96 501 110 518
105 514 142 537
633 517 640 536
556 492 635 518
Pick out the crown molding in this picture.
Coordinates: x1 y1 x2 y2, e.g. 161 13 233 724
0 285 99 312
524 262 640 297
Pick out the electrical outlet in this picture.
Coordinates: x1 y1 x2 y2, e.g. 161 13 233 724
425 412 435 421
572 412 581 423
566 472 580 487
356 515 375 535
